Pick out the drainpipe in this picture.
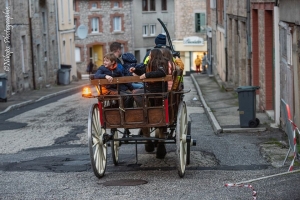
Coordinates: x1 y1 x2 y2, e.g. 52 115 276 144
274 1 280 126
247 0 252 86
224 0 228 81
54 0 61 70
28 0 36 89
130 1 134 53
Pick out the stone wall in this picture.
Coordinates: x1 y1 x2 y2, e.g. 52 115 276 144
31 0 58 88
226 0 249 87
174 0 206 40
74 0 133 74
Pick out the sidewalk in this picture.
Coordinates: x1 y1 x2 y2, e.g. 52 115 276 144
191 73 294 168
0 79 90 115
190 73 275 134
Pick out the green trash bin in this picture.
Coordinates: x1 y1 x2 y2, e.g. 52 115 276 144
235 86 260 128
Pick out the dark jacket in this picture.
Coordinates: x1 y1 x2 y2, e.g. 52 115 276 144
94 65 133 94
133 66 167 93
142 45 172 64
122 53 137 76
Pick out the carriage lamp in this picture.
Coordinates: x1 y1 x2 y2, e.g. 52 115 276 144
82 86 93 98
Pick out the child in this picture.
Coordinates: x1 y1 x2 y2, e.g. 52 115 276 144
129 48 168 159
160 48 176 91
94 53 133 108
122 52 144 89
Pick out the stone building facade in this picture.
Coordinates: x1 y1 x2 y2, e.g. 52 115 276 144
74 0 133 75
0 0 59 99
132 0 175 63
227 0 250 86
31 0 59 89
57 0 76 80
173 0 207 75
278 0 300 127
0 0 32 97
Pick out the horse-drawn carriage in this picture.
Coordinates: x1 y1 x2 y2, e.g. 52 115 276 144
82 72 196 178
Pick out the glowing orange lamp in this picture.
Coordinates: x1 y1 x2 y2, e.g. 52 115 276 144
82 87 93 98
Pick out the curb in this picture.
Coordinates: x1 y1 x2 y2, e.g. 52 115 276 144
0 84 88 115
191 74 269 134
190 74 222 134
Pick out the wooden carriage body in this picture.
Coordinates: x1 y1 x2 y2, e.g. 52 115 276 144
90 75 184 129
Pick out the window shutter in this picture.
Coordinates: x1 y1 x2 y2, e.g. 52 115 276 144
195 13 200 32
200 13 206 32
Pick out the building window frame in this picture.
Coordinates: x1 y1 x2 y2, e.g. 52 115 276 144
161 0 167 11
21 36 26 73
150 0 156 11
60 0 64 23
150 24 156 36
142 0 148 11
195 13 206 33
143 25 149 36
113 17 121 32
89 1 100 10
91 17 99 33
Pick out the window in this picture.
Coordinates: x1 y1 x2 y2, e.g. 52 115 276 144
91 3 97 9
142 0 148 11
195 13 206 33
75 47 81 62
62 41 66 64
61 0 64 23
287 28 292 65
42 12 46 32
114 2 119 8
150 0 155 11
68 0 71 22
35 0 39 13
113 17 121 31
150 24 156 36
161 0 167 11
21 36 26 73
70 39 73 65
143 25 148 36
161 23 167 34
74 18 77 28
91 18 99 33
37 44 41 76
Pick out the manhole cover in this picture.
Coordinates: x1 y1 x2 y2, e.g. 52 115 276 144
103 179 148 186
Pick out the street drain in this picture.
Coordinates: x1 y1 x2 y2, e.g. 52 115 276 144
103 179 148 186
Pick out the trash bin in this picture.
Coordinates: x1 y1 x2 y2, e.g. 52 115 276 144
58 68 71 85
0 73 7 102
236 86 260 128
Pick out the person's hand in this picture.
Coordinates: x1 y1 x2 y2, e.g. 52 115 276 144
129 67 135 73
132 72 138 76
140 74 146 79
105 75 113 83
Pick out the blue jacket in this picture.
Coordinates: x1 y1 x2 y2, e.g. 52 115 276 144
94 65 133 94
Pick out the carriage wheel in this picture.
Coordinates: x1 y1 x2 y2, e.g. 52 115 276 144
88 103 107 178
187 121 191 165
176 101 188 178
111 129 120 165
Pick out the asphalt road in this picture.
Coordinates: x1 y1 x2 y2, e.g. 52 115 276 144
0 79 300 199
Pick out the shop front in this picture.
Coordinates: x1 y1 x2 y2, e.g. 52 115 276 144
172 36 207 75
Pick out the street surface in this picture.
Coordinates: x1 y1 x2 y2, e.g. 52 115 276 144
0 78 300 199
